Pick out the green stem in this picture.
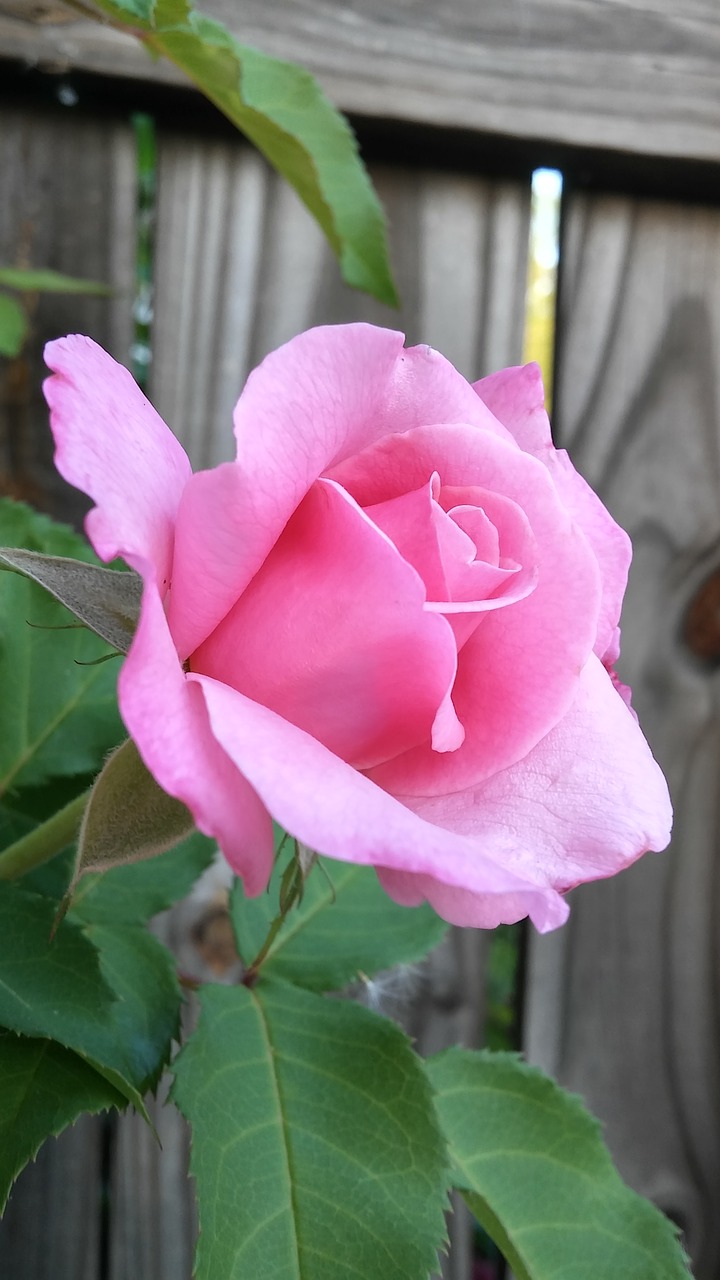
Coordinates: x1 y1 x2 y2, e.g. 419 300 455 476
243 912 287 987
242 844 319 985
0 789 89 881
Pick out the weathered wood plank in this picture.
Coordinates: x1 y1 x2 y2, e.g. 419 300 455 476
524 192 720 1278
0 1115 104 1279
108 1084 197 1280
149 132 530 461
2 0 720 162
0 104 135 520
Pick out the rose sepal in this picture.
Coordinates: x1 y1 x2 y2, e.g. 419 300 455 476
71 737 197 885
0 547 141 652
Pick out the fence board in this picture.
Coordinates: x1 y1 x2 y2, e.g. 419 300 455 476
0 103 135 521
0 100 137 1279
523 192 720 1277
149 132 530 461
0 1115 104 1280
2 0 720 162
108 1087 197 1280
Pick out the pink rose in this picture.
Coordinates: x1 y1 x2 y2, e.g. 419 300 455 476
43 324 671 931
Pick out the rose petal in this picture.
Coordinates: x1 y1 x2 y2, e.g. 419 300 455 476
360 425 601 794
235 324 511 477
376 867 569 931
552 453 632 665
191 477 462 767
167 463 254 661
435 490 538 612
191 672 568 932
44 336 191 590
170 325 512 658
473 363 551 457
384 653 671 925
475 363 631 662
366 479 538 619
118 564 274 895
364 476 451 602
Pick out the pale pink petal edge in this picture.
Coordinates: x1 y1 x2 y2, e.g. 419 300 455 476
192 672 569 932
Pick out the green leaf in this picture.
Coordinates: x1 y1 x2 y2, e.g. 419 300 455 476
0 268 112 295
69 829 217 924
0 292 28 357
231 838 447 991
0 883 139 1108
0 500 124 793
0 884 179 1109
73 737 195 880
1 782 90 896
0 800 35 852
17 841 76 900
92 0 397 306
0 1029 126 1214
81 923 180 1093
172 981 449 1280
426 1049 690 1280
0 547 142 652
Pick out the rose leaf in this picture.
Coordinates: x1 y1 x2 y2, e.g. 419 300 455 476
0 885 180 1112
0 499 124 793
0 292 28 357
0 267 112 295
0 1030 127 1215
90 0 398 306
426 1048 691 1280
171 981 449 1280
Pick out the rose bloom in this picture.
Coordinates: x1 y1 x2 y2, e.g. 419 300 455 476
44 324 671 931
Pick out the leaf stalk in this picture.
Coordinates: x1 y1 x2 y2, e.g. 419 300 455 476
0 789 90 881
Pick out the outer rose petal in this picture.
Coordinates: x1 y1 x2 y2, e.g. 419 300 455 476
376 867 569 930
235 324 512 472
170 324 513 657
191 672 569 933
44 337 191 588
382 654 671 927
168 463 260 662
119 564 274 895
475 363 631 662
473 363 550 457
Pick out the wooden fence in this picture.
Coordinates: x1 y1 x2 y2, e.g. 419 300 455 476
1 1 720 1276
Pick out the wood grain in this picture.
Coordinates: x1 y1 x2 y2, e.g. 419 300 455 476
0 104 135 523
2 0 720 162
0 1115 104 1279
149 132 531 463
523 192 720 1277
108 1084 197 1280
